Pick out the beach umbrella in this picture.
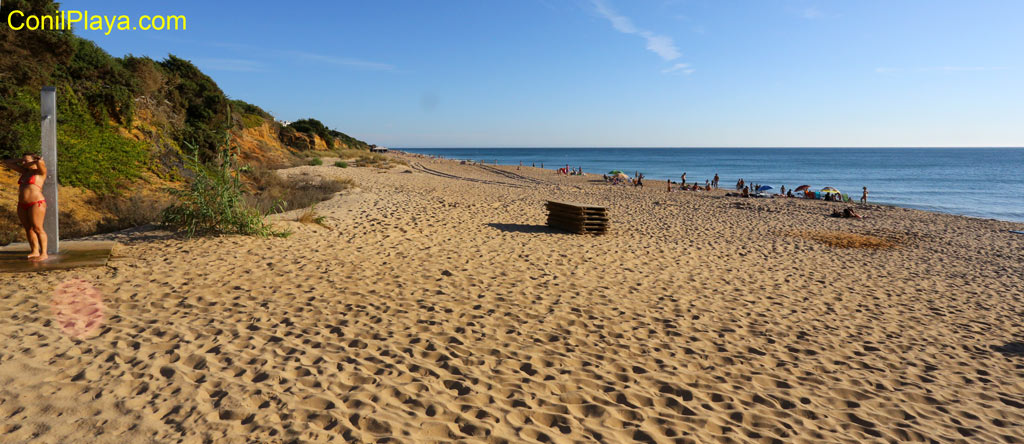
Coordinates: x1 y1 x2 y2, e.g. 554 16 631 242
757 185 774 192
615 172 629 179
794 185 811 192
820 187 841 194
608 170 623 175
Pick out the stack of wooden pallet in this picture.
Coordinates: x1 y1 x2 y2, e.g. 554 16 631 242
546 201 609 235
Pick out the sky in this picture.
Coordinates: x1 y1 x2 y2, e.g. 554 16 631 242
57 0 1024 147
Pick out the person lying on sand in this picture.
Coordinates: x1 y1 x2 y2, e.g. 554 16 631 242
831 207 863 219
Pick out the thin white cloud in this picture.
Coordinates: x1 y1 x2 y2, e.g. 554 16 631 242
592 0 681 61
801 7 824 19
662 63 695 75
203 41 396 71
195 58 264 72
287 51 395 71
641 32 681 60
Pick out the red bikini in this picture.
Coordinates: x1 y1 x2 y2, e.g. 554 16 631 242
19 200 45 209
18 174 40 186
18 174 45 209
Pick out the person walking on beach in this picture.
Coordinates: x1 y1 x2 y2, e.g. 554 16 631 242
861 186 869 204
3 154 48 261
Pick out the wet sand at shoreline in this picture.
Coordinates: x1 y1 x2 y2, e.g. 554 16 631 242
0 153 1021 443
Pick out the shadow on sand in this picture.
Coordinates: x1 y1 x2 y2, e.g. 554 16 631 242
486 223 557 234
991 342 1024 357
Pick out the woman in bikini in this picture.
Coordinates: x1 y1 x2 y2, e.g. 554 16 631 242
3 154 48 261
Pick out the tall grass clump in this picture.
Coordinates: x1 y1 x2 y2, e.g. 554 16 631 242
335 161 348 168
161 139 286 238
309 157 323 166
296 204 329 228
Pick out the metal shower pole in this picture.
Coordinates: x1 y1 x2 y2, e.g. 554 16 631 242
41 86 59 254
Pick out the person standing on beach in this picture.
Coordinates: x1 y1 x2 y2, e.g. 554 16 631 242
713 174 719 188
3 154 48 261
681 172 686 187
518 161 522 170
861 187 869 204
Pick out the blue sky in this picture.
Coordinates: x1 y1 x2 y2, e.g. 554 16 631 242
61 0 1023 147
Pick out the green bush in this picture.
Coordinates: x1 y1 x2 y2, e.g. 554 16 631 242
335 161 348 168
159 55 231 158
56 84 148 194
309 157 323 166
238 113 265 129
289 118 335 148
329 130 372 150
61 38 138 126
160 139 287 238
229 99 271 119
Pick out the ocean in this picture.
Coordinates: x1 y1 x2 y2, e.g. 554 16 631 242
401 148 1024 223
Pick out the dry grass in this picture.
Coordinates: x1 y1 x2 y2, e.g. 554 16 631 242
257 156 307 170
245 166 355 214
295 205 329 228
334 149 369 159
335 149 406 169
92 193 173 235
793 230 904 249
0 208 19 246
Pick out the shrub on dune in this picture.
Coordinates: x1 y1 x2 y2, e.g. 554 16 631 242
161 139 287 238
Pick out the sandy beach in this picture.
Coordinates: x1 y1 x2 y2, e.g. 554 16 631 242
1 153 1021 443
